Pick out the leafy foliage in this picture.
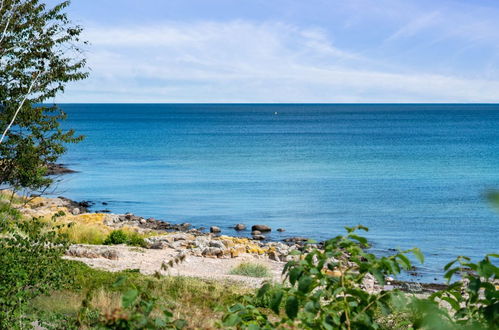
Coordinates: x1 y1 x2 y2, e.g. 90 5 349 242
222 226 424 329
409 254 499 329
0 214 73 328
104 229 147 247
0 0 87 192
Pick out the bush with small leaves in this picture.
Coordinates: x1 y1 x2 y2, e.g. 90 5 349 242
408 254 499 329
104 230 129 245
0 213 73 328
222 226 424 329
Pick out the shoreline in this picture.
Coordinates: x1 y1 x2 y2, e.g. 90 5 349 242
8 191 448 292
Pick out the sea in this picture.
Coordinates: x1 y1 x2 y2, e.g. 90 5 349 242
54 103 499 282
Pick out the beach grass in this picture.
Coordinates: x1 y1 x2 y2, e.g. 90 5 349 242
229 262 271 278
30 260 248 328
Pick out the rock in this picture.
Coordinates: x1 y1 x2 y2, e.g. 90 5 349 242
277 228 285 232
71 207 80 215
283 237 308 243
46 163 76 175
268 250 281 261
251 230 261 235
139 219 147 225
194 236 210 249
95 209 111 213
252 235 266 240
66 245 120 260
202 247 224 258
234 223 246 231
209 240 226 249
149 241 169 249
251 224 271 232
210 226 221 233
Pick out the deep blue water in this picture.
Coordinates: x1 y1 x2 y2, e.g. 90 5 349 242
55 104 499 282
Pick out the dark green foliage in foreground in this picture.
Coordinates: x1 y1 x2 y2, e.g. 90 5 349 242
0 215 73 328
222 226 499 330
0 0 87 193
409 254 499 329
222 226 424 329
104 229 147 247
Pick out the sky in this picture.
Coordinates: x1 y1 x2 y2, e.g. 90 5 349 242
51 0 499 103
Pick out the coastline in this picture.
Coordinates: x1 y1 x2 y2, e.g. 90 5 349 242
9 190 448 293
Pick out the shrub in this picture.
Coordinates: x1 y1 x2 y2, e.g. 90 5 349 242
222 226 424 329
230 263 271 278
0 215 73 328
127 231 147 247
104 230 129 245
103 229 148 247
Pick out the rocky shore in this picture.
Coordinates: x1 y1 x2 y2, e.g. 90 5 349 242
13 193 445 293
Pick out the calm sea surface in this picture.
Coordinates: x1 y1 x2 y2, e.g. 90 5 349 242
55 104 499 282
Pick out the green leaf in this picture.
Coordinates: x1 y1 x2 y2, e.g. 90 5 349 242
285 296 299 319
223 313 241 327
122 288 139 308
397 254 412 270
412 248 424 264
349 234 368 245
257 283 271 298
289 268 302 286
270 291 283 314
298 276 313 293
441 296 460 312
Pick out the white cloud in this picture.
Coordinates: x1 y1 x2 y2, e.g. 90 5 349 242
59 21 499 103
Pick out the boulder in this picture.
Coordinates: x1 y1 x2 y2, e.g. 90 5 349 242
252 234 266 240
277 228 285 232
251 224 271 232
283 237 309 243
71 207 80 215
251 230 261 235
66 245 120 260
234 223 246 231
202 247 224 258
210 226 221 233
209 240 226 250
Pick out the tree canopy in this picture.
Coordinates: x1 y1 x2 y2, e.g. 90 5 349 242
0 0 87 193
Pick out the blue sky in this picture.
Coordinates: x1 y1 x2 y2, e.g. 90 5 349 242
53 0 499 102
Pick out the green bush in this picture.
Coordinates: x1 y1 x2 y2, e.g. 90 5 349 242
104 230 147 247
222 226 499 330
0 215 73 328
127 231 147 247
104 230 129 245
230 263 271 278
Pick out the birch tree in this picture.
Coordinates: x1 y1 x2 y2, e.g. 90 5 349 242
0 0 87 193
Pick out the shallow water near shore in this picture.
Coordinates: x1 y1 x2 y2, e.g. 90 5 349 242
54 103 499 282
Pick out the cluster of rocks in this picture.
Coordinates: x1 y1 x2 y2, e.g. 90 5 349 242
144 233 297 262
66 244 120 260
103 213 201 234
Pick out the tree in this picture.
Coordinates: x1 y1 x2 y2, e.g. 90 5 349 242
0 0 87 193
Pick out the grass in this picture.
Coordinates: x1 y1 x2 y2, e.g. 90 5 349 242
30 260 248 328
229 262 271 278
62 222 109 245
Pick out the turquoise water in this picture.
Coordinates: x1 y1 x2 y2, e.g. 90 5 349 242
56 104 499 282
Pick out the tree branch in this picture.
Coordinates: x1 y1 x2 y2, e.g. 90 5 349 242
0 71 41 144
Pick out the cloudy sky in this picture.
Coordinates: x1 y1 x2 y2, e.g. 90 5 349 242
52 0 499 103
